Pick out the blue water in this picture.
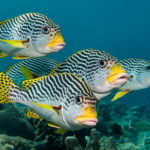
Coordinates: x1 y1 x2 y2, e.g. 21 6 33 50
0 0 150 109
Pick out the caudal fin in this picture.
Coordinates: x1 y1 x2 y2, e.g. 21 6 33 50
0 72 17 103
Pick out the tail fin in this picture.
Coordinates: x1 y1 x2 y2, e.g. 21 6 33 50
0 72 17 103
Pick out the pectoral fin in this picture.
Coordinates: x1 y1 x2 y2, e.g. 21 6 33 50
48 123 61 128
112 90 130 101
0 39 27 48
55 128 68 134
48 123 67 134
32 102 61 113
20 66 38 80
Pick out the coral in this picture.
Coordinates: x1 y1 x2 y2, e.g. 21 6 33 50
1 101 150 149
0 134 35 150
85 128 101 150
65 136 83 150
0 104 34 140
116 143 140 150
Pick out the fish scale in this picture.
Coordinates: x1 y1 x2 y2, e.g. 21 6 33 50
51 49 118 85
1 72 93 104
121 58 150 74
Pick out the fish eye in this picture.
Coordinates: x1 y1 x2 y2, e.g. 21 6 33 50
99 60 108 68
75 97 83 105
43 26 51 34
146 66 150 71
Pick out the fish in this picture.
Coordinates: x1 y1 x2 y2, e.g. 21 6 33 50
5 57 58 86
112 58 150 101
51 49 128 100
0 72 98 131
0 13 65 59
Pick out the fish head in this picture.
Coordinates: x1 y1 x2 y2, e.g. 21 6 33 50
141 65 150 87
20 13 65 55
54 73 98 130
61 96 98 130
84 50 128 96
133 60 150 89
120 58 150 90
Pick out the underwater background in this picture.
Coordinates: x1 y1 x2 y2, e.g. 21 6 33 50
0 0 150 149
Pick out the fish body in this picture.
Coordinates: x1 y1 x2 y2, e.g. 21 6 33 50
51 49 128 100
0 13 65 58
0 72 97 130
112 58 150 101
5 57 58 86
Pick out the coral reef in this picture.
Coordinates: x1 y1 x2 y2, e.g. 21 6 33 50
0 134 35 150
0 104 34 140
0 102 150 149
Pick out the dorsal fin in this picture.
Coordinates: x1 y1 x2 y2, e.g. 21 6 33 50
0 20 9 26
22 75 48 89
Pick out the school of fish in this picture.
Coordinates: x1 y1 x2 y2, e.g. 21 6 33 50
0 12 149 132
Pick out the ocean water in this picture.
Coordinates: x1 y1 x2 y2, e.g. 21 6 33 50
0 0 150 149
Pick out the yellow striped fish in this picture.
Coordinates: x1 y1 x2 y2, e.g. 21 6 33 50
0 13 65 59
112 58 150 101
0 72 97 131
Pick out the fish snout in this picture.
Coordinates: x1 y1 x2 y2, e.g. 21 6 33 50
76 106 98 127
47 33 66 51
111 73 128 85
107 64 128 85
52 42 66 51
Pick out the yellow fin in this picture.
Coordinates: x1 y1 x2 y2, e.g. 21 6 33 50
22 75 48 89
112 90 130 101
12 56 30 59
26 110 41 119
48 123 61 129
0 72 16 103
0 51 8 58
20 66 38 80
32 102 56 113
0 39 26 48
55 128 68 134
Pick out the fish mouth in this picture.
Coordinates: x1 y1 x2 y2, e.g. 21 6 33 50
76 105 98 127
107 64 128 85
80 118 98 126
47 34 66 51
111 73 128 85
52 42 66 51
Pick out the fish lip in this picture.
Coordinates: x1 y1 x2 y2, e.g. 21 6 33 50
111 73 128 85
51 42 66 51
80 118 98 126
